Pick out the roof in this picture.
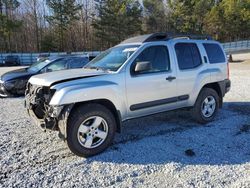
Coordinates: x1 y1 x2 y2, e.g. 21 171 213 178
120 33 213 44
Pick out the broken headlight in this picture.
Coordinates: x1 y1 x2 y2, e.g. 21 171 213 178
50 105 64 118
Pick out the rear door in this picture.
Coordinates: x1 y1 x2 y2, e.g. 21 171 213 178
171 41 208 107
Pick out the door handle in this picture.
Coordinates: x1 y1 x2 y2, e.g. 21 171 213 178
166 76 176 81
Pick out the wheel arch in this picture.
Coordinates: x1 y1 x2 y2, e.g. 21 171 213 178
200 82 223 108
58 99 122 140
73 99 122 133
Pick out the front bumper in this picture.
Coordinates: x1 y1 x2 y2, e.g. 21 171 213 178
0 82 12 97
24 96 46 129
27 108 46 129
25 95 62 131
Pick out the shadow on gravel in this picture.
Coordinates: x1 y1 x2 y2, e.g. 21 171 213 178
87 102 250 166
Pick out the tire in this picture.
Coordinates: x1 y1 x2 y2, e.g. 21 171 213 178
191 88 220 124
67 103 117 157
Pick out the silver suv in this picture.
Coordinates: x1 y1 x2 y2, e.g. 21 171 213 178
25 33 231 157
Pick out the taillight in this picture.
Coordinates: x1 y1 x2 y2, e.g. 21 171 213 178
227 63 230 79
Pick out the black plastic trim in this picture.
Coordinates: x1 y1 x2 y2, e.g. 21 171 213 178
130 95 189 111
218 79 231 97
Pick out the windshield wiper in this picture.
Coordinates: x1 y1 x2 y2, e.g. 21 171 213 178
84 67 113 73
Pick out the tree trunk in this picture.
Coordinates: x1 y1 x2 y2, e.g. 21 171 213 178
33 0 40 52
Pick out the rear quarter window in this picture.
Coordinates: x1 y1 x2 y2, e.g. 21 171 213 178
203 43 226 64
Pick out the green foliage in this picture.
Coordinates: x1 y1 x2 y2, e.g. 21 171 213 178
41 33 57 52
0 0 22 35
205 0 250 41
92 0 143 49
167 0 215 34
1 0 250 52
0 0 22 52
46 0 81 29
46 0 82 50
143 0 167 33
0 14 21 36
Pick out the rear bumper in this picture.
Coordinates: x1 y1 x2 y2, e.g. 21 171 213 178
218 79 231 97
225 79 231 93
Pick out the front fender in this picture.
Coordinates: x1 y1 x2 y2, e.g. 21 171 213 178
49 81 127 118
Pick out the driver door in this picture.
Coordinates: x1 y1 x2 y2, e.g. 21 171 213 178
125 44 177 118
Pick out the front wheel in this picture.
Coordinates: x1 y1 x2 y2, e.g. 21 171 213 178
67 104 117 157
191 88 219 124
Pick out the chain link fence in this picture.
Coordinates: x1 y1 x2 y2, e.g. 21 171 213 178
222 40 250 54
0 40 249 65
0 51 100 65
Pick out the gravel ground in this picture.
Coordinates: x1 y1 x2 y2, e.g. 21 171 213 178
0 58 250 187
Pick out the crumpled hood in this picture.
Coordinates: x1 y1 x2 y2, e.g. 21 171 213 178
0 68 32 82
28 68 107 86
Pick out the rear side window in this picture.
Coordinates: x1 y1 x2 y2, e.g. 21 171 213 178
175 43 202 70
203 43 226 63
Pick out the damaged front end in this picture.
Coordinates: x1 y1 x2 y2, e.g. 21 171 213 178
25 83 62 131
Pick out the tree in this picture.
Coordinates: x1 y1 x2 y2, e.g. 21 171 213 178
0 0 249 52
31 0 40 51
205 0 250 41
0 0 22 52
41 33 57 51
46 0 82 51
167 0 214 34
92 0 143 49
143 0 167 33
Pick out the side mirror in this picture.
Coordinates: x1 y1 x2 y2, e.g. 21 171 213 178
134 61 152 73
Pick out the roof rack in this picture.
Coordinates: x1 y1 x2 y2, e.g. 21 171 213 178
167 33 213 40
120 32 212 44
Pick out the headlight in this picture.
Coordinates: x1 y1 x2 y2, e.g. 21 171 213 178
4 79 27 90
4 80 16 90
50 105 64 117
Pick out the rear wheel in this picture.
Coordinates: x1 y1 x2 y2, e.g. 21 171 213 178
67 103 116 157
191 88 219 124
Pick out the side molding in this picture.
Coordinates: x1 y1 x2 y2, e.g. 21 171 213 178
130 95 189 111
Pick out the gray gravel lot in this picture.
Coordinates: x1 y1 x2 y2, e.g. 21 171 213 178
0 58 250 187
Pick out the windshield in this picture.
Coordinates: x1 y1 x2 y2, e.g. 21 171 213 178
85 45 139 71
28 59 51 72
